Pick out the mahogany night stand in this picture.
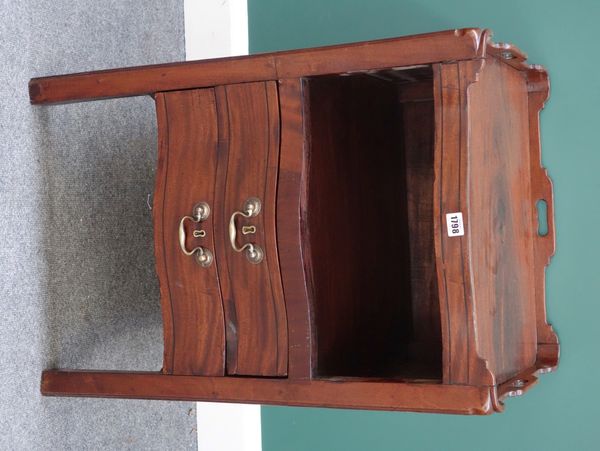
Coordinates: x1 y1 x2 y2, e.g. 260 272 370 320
30 28 559 414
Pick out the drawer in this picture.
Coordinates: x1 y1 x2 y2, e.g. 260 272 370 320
213 83 287 377
154 82 287 377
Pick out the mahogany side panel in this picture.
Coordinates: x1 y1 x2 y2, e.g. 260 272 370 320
277 79 313 379
526 67 559 369
465 57 538 384
154 90 225 376
433 63 471 385
213 82 288 376
41 370 495 415
434 63 493 386
28 28 485 105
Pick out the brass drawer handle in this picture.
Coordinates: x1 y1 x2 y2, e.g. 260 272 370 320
178 202 213 267
228 197 264 264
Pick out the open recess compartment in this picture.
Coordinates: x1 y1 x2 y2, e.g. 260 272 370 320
303 66 442 381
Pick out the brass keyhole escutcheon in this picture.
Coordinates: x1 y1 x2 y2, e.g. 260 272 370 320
241 225 256 235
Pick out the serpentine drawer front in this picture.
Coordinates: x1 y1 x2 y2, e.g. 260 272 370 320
154 82 287 377
32 28 559 414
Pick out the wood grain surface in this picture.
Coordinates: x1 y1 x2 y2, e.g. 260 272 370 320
434 61 495 386
400 92 442 372
434 62 473 384
29 28 487 104
213 82 287 376
302 72 447 379
154 90 225 376
41 370 495 415
526 67 559 370
277 78 313 379
304 74 409 377
465 57 538 384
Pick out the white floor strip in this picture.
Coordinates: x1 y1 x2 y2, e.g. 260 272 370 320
184 0 248 60
196 402 262 451
184 1 260 450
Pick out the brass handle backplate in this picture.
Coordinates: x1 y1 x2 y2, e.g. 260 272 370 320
228 197 264 264
178 202 213 267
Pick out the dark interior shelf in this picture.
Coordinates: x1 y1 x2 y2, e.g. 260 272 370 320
304 67 442 380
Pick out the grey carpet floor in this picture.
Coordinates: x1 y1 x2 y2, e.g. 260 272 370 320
0 1 196 449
